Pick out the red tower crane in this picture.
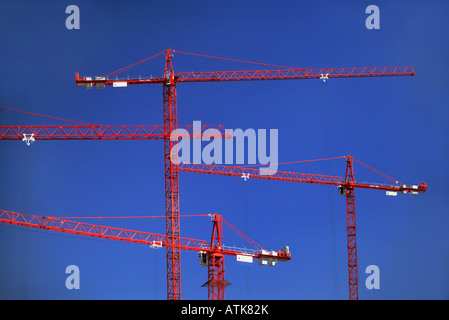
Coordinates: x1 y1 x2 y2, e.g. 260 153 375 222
0 210 290 300
74 49 415 300
176 156 427 299
0 49 417 300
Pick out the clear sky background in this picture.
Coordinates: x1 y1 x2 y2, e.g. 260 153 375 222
0 0 448 300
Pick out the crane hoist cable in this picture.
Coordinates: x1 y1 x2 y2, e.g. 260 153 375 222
20 141 32 299
240 181 251 298
321 79 339 299
154 247 159 300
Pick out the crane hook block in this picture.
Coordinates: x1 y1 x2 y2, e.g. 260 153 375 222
22 133 35 146
320 73 329 82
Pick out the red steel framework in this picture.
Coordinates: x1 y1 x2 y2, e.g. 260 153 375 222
0 124 228 141
0 210 290 300
176 159 427 193
344 157 358 299
0 49 422 300
202 213 228 300
176 156 427 300
162 51 182 300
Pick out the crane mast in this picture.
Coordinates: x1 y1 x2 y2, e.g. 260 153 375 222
203 213 227 300
344 156 358 299
162 50 182 300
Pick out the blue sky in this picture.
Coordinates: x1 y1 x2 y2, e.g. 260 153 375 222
0 0 448 300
